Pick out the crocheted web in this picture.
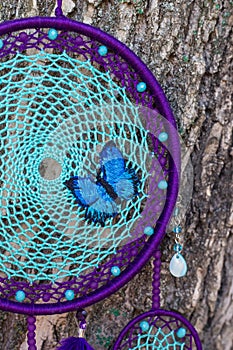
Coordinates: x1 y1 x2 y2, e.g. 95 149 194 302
116 314 197 350
0 50 167 283
133 327 185 349
0 27 177 304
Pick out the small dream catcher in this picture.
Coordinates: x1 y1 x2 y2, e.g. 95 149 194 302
113 250 202 350
0 1 201 349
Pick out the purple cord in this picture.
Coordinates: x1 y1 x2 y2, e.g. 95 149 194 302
27 316 37 350
55 0 64 17
152 250 161 309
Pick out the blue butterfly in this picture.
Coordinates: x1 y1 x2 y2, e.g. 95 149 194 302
64 141 139 226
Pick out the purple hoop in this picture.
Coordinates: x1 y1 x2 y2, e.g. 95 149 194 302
113 309 202 350
0 16 179 315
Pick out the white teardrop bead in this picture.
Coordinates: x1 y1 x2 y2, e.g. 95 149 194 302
169 253 187 277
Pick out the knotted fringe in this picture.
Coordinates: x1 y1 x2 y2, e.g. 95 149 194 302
56 336 95 350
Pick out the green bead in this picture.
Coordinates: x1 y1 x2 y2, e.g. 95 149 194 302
158 180 168 190
111 266 121 276
98 45 108 56
176 327 186 338
48 28 58 40
65 289 75 300
0 39 4 49
136 82 147 92
15 290 26 302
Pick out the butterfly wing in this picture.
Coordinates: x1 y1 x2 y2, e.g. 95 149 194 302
100 141 139 200
85 188 118 226
114 169 139 200
99 141 125 182
64 176 99 207
64 142 139 225
64 176 117 226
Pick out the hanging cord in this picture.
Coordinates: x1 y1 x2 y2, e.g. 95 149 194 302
55 0 64 17
76 309 87 337
169 195 188 278
152 250 161 309
27 315 37 350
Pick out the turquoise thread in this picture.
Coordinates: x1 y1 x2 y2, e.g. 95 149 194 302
132 327 185 349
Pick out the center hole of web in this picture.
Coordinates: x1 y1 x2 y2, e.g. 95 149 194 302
38 157 62 180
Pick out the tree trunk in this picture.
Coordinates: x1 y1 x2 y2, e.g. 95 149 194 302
0 0 232 349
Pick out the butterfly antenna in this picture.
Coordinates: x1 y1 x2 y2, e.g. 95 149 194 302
64 179 72 190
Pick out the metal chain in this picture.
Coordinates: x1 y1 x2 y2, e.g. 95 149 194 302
169 194 188 278
171 195 183 254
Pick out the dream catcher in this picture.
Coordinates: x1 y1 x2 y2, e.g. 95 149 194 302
113 250 202 350
0 0 201 349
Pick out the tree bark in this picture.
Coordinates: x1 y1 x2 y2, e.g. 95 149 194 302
0 0 232 349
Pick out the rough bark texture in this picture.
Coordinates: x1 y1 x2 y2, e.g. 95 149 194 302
0 0 232 349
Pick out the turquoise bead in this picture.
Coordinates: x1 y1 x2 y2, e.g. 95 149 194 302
173 225 182 233
158 180 168 190
140 321 150 331
173 243 182 252
15 290 26 302
98 45 108 56
0 39 4 49
158 132 168 142
144 226 154 236
65 289 75 300
136 82 147 92
169 253 187 277
111 266 121 276
48 28 58 40
176 327 186 338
